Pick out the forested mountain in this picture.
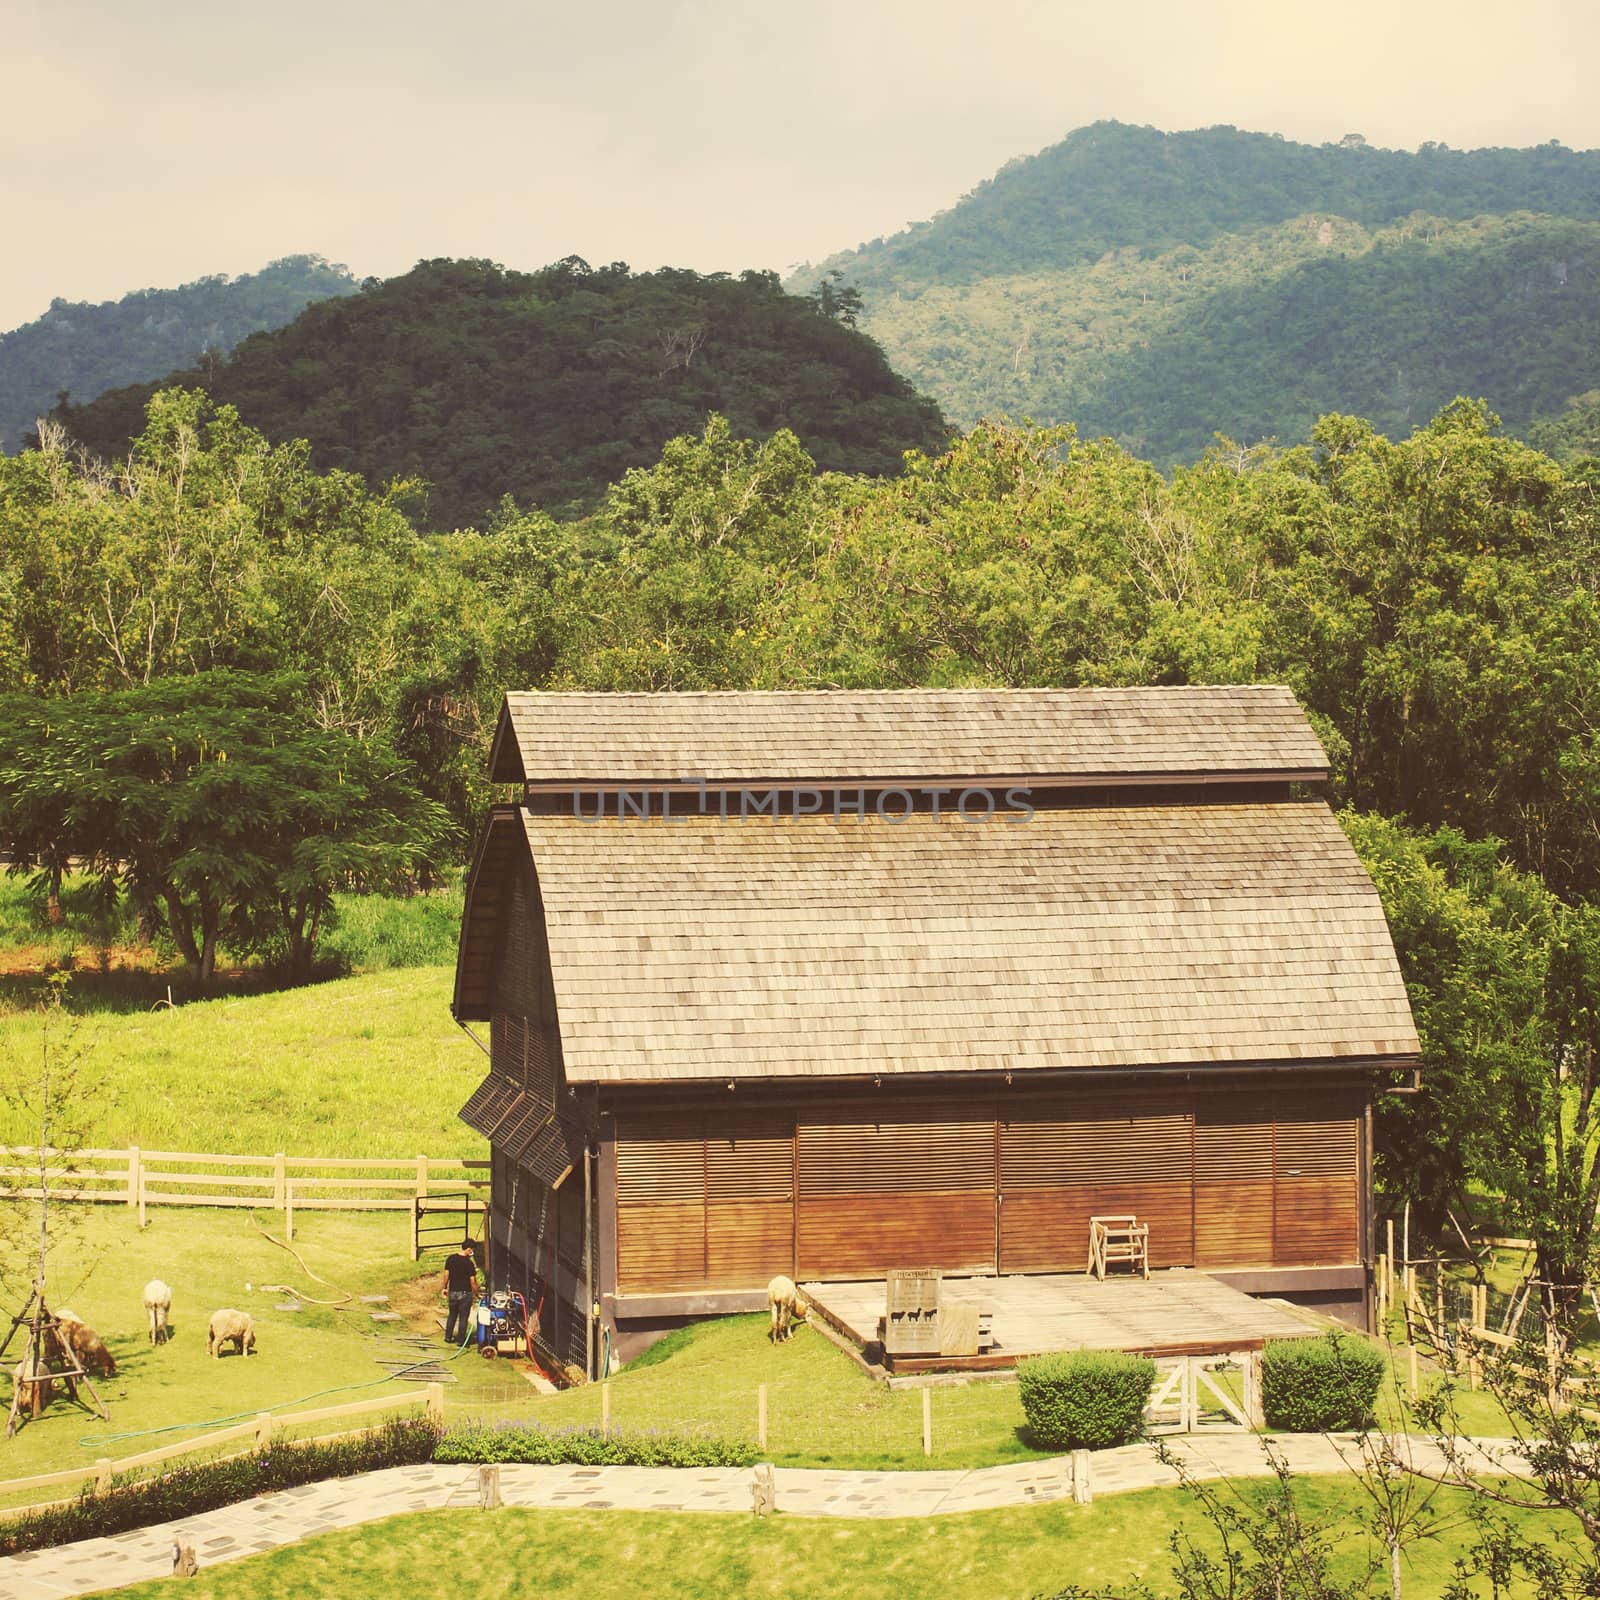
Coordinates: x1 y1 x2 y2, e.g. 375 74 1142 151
54 258 950 528
792 123 1600 461
0 255 356 452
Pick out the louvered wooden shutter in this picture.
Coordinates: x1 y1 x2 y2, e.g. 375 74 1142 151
706 1117 795 1287
1273 1096 1360 1265
614 1117 706 1292
1195 1098 1275 1267
999 1100 1194 1271
797 1113 996 1278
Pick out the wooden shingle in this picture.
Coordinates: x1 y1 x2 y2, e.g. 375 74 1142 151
489 686 1329 786
501 801 1419 1084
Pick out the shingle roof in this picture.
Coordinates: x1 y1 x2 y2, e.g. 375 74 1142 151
489 686 1329 786
499 801 1417 1084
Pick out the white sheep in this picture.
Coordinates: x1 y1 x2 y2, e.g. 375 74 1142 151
767 1275 810 1343
206 1308 255 1360
143 1280 173 1345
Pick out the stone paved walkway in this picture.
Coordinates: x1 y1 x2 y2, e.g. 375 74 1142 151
0 1435 1515 1600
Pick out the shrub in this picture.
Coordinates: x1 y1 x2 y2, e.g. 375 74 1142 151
0 1417 440 1557
435 1418 756 1468
1261 1332 1386 1431
1016 1349 1156 1450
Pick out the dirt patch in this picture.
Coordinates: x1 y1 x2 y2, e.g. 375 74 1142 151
391 1270 448 1338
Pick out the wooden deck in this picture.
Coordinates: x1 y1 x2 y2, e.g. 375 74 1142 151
803 1270 1322 1372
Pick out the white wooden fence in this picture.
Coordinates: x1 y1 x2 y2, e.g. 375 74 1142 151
0 1384 444 1518
0 1147 487 1257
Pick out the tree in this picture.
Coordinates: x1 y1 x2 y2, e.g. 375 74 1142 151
0 672 450 988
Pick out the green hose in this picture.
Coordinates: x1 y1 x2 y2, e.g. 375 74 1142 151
80 1322 479 1448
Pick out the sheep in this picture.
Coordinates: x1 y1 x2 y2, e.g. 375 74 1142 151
143 1279 173 1345
207 1308 256 1360
766 1275 810 1343
52 1311 117 1378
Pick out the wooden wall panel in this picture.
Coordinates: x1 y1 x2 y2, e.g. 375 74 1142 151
798 1193 995 1278
1274 1178 1359 1263
1001 1181 1193 1272
1196 1180 1274 1266
616 1200 703 1291
708 1201 794 1285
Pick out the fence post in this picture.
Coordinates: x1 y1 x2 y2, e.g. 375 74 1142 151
1245 1352 1265 1431
255 1412 274 1451
426 1382 444 1427
601 1381 611 1433
1386 1218 1396 1314
94 1458 112 1495
273 1152 286 1210
922 1386 932 1457
1184 1357 1197 1433
126 1145 139 1211
137 1160 146 1230
286 1181 294 1242
1409 1340 1419 1400
410 1199 420 1263
417 1155 429 1201
1071 1449 1092 1504
757 1382 767 1451
477 1463 503 1510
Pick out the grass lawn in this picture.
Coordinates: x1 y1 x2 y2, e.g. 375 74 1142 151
0 966 484 1156
94 1479 1558 1600
440 1311 1521 1472
0 1208 520 1502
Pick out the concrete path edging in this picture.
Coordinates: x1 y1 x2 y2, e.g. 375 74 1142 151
0 1434 1517 1600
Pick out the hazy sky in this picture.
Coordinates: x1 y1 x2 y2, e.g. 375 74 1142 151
4 0 1597 330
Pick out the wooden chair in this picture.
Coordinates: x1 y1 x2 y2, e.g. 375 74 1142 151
1088 1215 1150 1280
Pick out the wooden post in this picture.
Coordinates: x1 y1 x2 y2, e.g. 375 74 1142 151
757 1382 768 1451
255 1412 274 1450
1408 1340 1419 1400
126 1146 139 1211
1245 1352 1265 1431
1071 1449 1092 1504
922 1386 932 1457
286 1181 294 1241
1375 1253 1386 1327
477 1463 502 1509
601 1380 611 1434
137 1161 146 1230
410 1199 420 1264
273 1152 286 1210
1386 1218 1396 1311
427 1382 445 1426
1435 1259 1445 1337
752 1462 776 1516
416 1155 429 1201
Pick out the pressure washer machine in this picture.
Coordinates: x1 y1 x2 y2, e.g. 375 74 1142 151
474 1288 530 1359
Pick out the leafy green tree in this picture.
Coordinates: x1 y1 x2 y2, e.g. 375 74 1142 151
0 673 449 987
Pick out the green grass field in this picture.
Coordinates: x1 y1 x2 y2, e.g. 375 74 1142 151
0 1208 502 1500
0 966 484 1156
95 1479 1553 1600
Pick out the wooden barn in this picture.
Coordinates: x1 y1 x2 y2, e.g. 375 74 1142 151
451 687 1420 1376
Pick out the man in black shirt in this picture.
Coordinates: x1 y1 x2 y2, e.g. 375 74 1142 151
442 1239 479 1345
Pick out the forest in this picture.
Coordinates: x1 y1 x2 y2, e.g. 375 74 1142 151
0 255 355 453
49 259 950 529
793 123 1600 463
3 382 1600 1298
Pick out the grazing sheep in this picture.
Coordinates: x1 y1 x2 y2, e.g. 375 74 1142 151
143 1279 173 1345
52 1311 117 1378
207 1308 255 1359
766 1275 810 1343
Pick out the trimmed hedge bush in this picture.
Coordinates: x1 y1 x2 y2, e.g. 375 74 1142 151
1016 1350 1156 1450
1261 1333 1386 1431
435 1419 757 1468
0 1417 439 1558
